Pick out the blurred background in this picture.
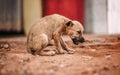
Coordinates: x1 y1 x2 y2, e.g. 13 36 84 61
0 0 120 35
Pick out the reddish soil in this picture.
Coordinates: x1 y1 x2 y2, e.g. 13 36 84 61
0 34 120 75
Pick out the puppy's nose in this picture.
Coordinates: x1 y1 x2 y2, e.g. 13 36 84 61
72 38 79 45
79 37 85 43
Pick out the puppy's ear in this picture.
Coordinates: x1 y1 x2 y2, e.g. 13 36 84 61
65 21 73 27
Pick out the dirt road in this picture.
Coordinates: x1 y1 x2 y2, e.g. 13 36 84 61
0 34 120 75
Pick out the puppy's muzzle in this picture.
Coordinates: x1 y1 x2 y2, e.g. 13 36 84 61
72 37 85 45
72 37 79 45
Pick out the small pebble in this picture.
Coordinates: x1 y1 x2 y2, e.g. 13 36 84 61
105 54 111 59
0 44 4 48
59 64 65 68
4 43 9 49
90 49 96 52
82 56 93 61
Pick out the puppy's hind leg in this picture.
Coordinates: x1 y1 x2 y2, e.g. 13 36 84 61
33 34 56 56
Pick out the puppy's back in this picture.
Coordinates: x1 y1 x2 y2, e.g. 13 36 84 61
29 14 70 35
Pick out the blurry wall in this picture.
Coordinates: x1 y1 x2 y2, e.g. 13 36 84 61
85 0 120 34
43 0 84 24
0 0 120 35
108 0 120 34
85 0 107 34
23 0 42 35
0 0 43 35
0 0 22 33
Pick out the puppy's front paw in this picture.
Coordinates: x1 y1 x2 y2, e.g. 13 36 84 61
49 51 56 56
67 48 75 54
58 50 67 54
40 50 56 56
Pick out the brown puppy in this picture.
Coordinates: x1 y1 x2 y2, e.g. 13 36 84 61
27 14 85 56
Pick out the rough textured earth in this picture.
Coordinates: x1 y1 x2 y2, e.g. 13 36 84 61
0 34 120 75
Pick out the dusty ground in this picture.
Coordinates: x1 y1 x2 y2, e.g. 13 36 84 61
0 34 120 75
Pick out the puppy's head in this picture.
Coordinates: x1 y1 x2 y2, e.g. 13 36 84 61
65 21 85 45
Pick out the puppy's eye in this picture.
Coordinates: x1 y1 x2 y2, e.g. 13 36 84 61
77 31 81 34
